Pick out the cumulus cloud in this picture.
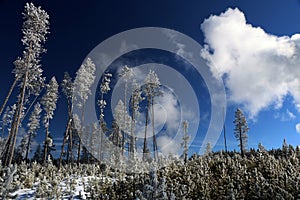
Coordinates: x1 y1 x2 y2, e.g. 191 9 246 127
201 8 300 118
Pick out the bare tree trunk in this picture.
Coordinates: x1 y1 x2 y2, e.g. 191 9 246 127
25 132 32 161
43 124 50 164
77 103 85 166
122 81 127 156
0 77 19 117
151 96 158 162
3 65 29 166
59 118 72 167
143 98 150 161
99 93 104 161
223 108 227 153
66 119 74 165
239 126 244 157
130 97 135 159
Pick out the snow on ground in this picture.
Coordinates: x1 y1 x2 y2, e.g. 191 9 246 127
11 176 111 199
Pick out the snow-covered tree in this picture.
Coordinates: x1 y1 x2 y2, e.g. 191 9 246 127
73 58 96 165
129 80 143 159
59 72 74 166
143 70 161 161
114 100 131 157
205 142 212 155
119 66 134 155
181 120 189 163
97 72 112 160
1 105 17 136
25 102 41 160
234 108 249 157
2 3 49 166
41 77 58 164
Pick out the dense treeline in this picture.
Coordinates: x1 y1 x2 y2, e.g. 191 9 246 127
1 143 300 199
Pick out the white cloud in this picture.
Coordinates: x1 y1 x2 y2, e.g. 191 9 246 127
157 135 181 155
296 123 300 134
274 109 296 121
154 91 180 131
201 8 300 118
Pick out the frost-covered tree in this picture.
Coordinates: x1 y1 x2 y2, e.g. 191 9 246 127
181 120 189 163
119 66 134 155
110 119 121 165
73 58 96 165
143 70 161 161
97 72 112 160
205 142 212 155
1 105 16 137
114 100 131 157
59 72 74 166
41 77 58 164
25 102 41 161
233 108 249 157
2 3 49 166
129 80 143 159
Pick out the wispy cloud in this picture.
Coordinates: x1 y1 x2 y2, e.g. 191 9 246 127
274 109 296 121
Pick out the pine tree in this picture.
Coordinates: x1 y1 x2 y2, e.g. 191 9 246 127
25 102 41 161
98 72 112 160
129 80 143 159
32 144 43 163
1 104 16 137
233 108 249 157
59 72 74 166
73 58 96 165
114 100 131 157
181 120 190 163
143 70 161 161
119 66 134 156
2 3 49 166
41 77 59 164
205 142 212 155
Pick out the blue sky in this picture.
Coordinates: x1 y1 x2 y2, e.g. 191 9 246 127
1 0 300 157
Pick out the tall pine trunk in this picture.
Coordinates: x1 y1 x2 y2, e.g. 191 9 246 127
143 97 150 161
0 77 19 116
3 58 30 166
151 96 158 162
239 126 244 157
77 103 85 165
130 97 136 159
43 122 50 164
59 118 72 167
25 131 32 161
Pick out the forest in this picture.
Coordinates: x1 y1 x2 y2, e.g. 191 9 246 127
0 2 299 199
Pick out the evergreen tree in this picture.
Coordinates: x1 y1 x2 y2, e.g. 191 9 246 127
32 144 43 163
233 108 249 157
205 142 212 155
25 102 41 161
129 80 143 159
2 3 49 166
59 72 74 166
119 66 134 156
41 77 59 164
73 58 96 165
143 70 161 161
181 120 189 163
114 100 131 157
98 72 112 160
